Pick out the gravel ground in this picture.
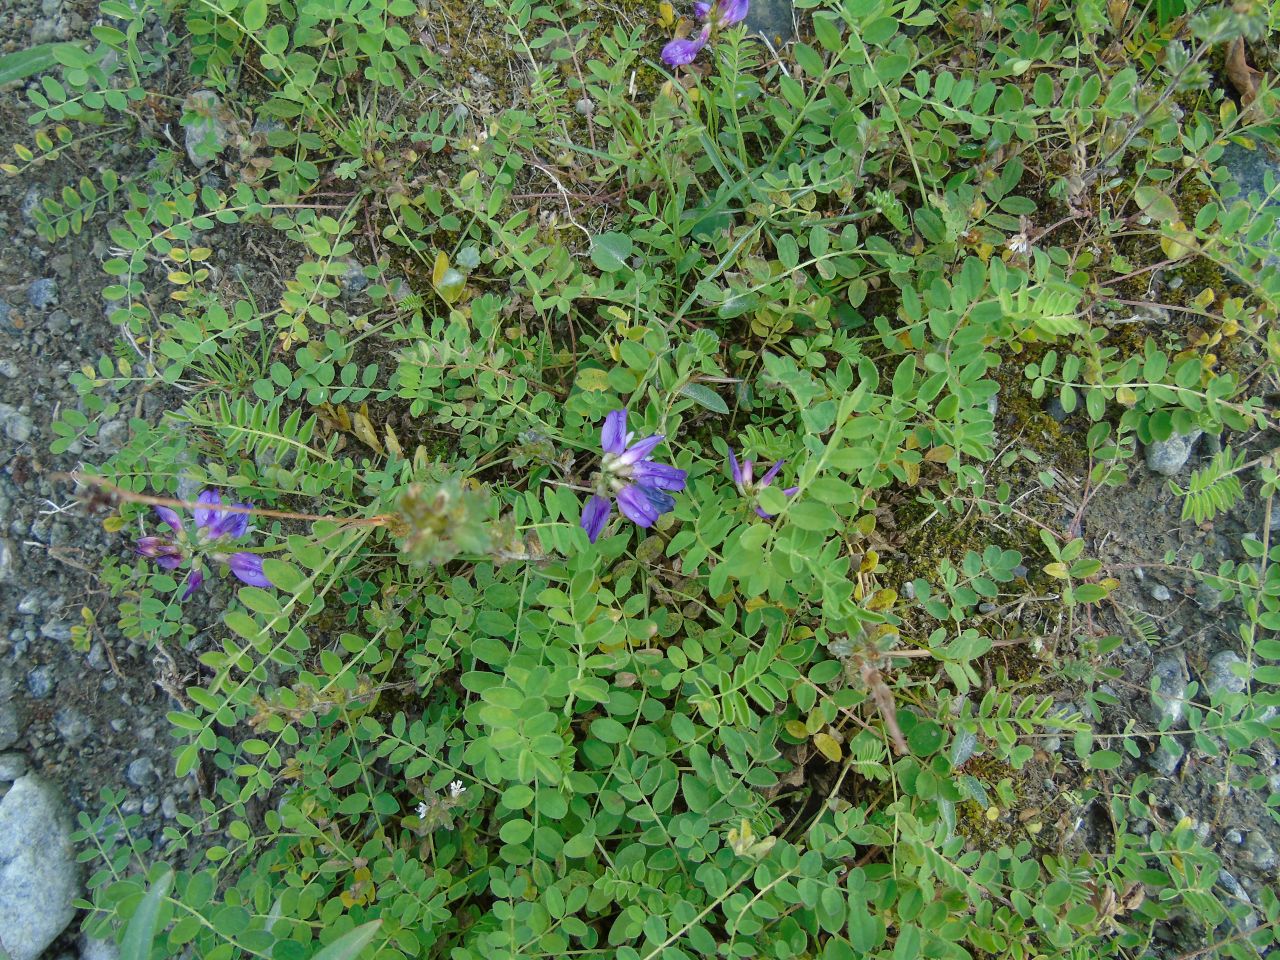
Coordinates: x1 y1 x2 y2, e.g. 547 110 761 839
0 1 1278 957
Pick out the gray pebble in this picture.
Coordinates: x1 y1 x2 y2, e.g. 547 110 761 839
1242 832 1277 871
1207 650 1248 698
19 187 40 226
141 795 159 816
901 581 915 600
339 261 368 297
16 594 43 617
26 278 58 310
0 405 34 443
183 90 233 166
1150 737 1184 775
1145 430 1202 476
52 707 91 747
108 719 126 734
161 794 178 819
1148 583 1172 602
0 359 17 379
125 756 154 787
25 666 54 700
38 621 72 643
1224 829 1243 845
85 643 109 672
1044 396 1069 422
1196 583 1222 610
0 299 12 334
1150 656 1189 726
95 419 129 456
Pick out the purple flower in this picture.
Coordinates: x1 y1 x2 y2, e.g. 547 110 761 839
729 448 798 518
134 488 271 596
661 0 748 67
661 25 710 67
580 410 687 543
715 0 748 26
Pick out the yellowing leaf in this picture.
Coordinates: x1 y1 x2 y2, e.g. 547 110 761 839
658 1 676 26
432 250 450 287
1044 561 1069 579
385 424 403 459
813 732 842 762
785 720 808 739
351 408 385 455
867 588 897 612
575 368 611 392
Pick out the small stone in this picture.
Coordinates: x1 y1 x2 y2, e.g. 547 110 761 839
52 708 90 748
574 97 595 116
19 188 40 227
1145 430 1202 476
161 794 178 819
901 581 916 600
182 90 234 166
141 795 159 816
1148 583 1172 602
1149 656 1189 726
0 754 27 782
0 300 12 334
1241 832 1277 871
16 594 43 617
85 644 109 672
1207 650 1248 698
1150 737 1184 775
1224 829 1243 845
39 621 72 642
0 406 34 444
0 359 17 379
339 261 368 297
0 541 16 583
108 719 126 734
45 310 70 335
1196 583 1223 610
125 757 154 787
95 419 129 456
0 776 79 960
25 667 54 700
25 279 58 311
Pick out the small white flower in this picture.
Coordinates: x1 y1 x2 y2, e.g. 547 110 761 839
448 780 466 798
416 801 429 820
1006 233 1032 257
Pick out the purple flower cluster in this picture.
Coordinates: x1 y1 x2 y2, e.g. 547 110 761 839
136 489 270 599
729 448 797 518
661 0 749 67
580 410 687 543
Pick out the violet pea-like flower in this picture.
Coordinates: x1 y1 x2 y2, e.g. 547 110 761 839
135 489 271 598
580 410 687 543
661 0 749 67
729 448 798 518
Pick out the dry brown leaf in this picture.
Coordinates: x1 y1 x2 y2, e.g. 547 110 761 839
1226 38 1260 107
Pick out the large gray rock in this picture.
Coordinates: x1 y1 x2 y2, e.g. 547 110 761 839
0 776 79 960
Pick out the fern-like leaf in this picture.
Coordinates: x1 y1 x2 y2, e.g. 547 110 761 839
1172 446 1245 524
